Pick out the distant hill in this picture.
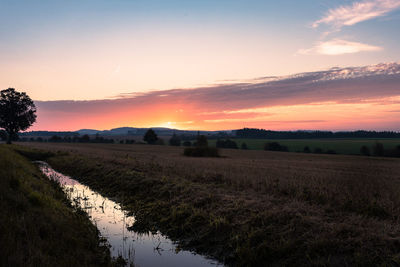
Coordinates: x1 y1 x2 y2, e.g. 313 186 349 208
22 127 233 137
21 127 400 139
76 129 100 135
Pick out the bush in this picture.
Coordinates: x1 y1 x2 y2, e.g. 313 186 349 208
303 146 311 153
360 145 370 156
184 135 219 157
314 147 323 154
216 139 238 149
241 142 248 150
183 147 220 157
264 142 288 152
373 142 384 156
326 149 337 154
386 145 400 158
155 139 165 145
182 141 191 147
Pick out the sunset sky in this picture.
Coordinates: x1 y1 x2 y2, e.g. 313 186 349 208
1 0 400 131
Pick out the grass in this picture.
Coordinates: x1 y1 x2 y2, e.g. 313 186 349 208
207 138 400 154
0 144 116 266
16 142 400 266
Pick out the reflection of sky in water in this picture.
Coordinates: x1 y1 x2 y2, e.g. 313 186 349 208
37 162 221 267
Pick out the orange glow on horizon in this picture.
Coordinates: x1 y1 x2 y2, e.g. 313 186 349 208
30 96 400 132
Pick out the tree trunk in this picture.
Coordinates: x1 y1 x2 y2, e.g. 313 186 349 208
6 132 12 144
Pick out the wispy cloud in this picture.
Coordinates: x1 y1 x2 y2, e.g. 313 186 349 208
312 0 400 29
298 39 382 55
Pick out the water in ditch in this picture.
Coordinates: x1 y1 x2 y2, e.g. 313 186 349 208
37 161 221 267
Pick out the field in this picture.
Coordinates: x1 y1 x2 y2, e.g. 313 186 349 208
207 138 400 154
0 145 113 266
16 142 400 266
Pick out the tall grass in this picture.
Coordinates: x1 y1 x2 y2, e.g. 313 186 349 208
0 145 114 266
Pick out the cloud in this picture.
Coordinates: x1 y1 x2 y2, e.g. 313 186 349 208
312 0 400 29
298 39 383 55
32 62 400 131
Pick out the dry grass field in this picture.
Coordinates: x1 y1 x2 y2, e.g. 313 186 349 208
17 142 400 266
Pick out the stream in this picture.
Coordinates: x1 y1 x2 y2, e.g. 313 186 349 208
36 161 222 267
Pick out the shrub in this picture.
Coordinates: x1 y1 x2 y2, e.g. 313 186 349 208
303 146 311 153
386 145 400 158
360 145 370 156
241 142 248 150
182 141 191 147
155 139 165 145
326 149 337 154
183 147 220 157
314 147 323 154
264 142 288 152
216 139 238 149
373 142 384 156
184 135 219 157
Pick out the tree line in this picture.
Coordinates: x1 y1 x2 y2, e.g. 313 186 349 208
235 128 400 139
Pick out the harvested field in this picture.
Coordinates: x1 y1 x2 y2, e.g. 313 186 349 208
18 142 400 266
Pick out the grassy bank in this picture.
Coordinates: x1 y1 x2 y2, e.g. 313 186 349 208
17 143 400 266
0 145 114 266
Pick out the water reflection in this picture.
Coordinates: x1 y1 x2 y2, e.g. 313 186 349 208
37 161 221 267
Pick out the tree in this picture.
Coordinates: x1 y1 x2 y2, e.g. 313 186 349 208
143 128 158 144
0 88 37 144
169 133 181 146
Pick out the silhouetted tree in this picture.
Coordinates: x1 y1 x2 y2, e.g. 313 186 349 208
0 88 36 144
143 128 158 144
169 133 181 146
241 142 248 150
360 145 370 156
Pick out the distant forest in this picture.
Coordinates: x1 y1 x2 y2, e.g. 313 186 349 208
235 128 400 139
8 128 400 142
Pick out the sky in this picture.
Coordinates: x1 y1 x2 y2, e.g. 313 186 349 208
1 0 400 131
